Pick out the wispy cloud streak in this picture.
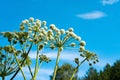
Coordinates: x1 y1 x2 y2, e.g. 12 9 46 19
102 0 119 5
29 51 80 61
76 11 106 19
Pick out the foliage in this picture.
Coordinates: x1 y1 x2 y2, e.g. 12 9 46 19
81 60 120 80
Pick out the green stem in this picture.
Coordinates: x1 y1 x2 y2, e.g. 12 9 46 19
52 47 61 80
21 48 33 78
9 43 26 80
3 52 8 74
14 55 26 80
36 61 42 75
24 48 33 78
2 76 5 80
21 44 33 78
33 44 39 80
69 58 87 80
28 65 33 78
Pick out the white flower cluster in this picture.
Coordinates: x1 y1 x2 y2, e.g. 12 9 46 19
48 24 86 52
19 17 48 44
19 17 86 52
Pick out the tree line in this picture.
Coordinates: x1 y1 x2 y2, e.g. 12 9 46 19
51 60 120 80
80 59 120 80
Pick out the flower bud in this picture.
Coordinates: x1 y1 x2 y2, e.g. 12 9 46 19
50 44 55 50
80 41 86 46
68 27 74 32
44 26 48 30
75 58 79 65
59 47 63 52
80 54 84 57
50 24 55 30
66 31 69 35
39 44 44 50
79 46 85 52
36 21 41 27
69 32 75 37
20 26 25 31
44 42 48 45
48 30 53 36
70 43 76 47
29 17 34 22
21 20 26 24
89 63 92 66
60 29 65 34
76 36 81 41
42 21 47 26
56 31 61 35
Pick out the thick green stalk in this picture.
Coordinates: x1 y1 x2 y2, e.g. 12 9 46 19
33 45 39 80
69 58 87 80
14 55 26 80
52 47 61 80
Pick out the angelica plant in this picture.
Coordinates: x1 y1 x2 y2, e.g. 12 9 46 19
0 17 98 80
45 24 87 80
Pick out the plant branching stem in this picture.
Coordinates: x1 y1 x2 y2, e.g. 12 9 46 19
52 47 61 80
9 43 26 80
69 58 87 80
32 44 39 80
10 42 33 80
21 44 33 78
14 55 26 80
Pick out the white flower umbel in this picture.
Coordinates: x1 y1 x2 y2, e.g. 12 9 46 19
47 26 86 80
20 18 53 80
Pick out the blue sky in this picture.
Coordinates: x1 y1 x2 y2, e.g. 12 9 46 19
0 0 120 80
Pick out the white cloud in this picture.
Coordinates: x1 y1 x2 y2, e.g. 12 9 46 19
39 68 53 75
17 67 53 80
102 0 119 5
22 67 53 75
76 11 106 19
29 51 81 61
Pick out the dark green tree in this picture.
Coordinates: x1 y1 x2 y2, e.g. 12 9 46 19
99 63 111 80
82 67 99 80
81 60 120 80
50 63 78 80
110 60 120 80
